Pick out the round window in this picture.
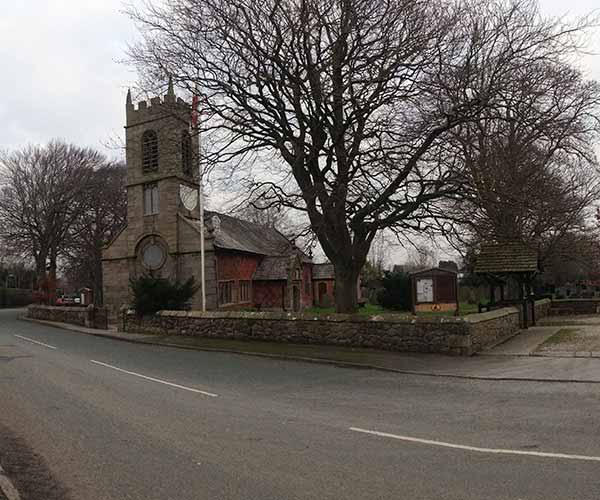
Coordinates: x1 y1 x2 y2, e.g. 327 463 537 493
142 243 165 270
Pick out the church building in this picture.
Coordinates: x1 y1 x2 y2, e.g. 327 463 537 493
102 85 323 316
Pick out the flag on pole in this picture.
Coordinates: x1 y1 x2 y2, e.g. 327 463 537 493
190 85 207 312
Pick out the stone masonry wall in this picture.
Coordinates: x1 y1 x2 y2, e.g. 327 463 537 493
121 303 551 356
28 305 109 330
466 307 521 352
534 299 552 320
549 299 600 315
123 310 472 354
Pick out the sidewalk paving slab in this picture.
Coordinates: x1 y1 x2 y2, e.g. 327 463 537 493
481 326 561 356
19 316 600 384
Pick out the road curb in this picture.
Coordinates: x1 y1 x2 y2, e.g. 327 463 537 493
18 316 600 384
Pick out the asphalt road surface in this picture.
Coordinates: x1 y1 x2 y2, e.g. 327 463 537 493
1 308 599 500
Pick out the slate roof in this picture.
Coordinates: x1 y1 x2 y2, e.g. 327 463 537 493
185 211 308 259
205 211 294 255
253 256 292 280
313 263 335 279
475 244 538 274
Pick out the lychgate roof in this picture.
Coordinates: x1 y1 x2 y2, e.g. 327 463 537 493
475 244 538 274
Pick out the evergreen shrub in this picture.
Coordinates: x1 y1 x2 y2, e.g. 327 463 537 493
130 275 198 317
377 271 412 311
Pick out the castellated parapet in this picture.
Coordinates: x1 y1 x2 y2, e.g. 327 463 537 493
124 82 199 188
125 81 189 128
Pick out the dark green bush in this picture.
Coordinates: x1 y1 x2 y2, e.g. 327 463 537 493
377 271 411 311
130 275 198 317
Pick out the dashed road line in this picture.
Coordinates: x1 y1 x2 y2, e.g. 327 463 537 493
13 335 57 350
0 463 21 500
90 360 219 397
349 427 600 462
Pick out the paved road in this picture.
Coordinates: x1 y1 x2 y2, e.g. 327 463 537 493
1 309 600 500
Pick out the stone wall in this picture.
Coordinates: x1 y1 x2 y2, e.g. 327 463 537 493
466 307 521 352
534 298 552 320
121 304 552 356
549 299 600 315
27 305 109 330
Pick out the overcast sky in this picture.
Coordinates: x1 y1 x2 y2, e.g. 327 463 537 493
1 0 598 158
1 0 598 263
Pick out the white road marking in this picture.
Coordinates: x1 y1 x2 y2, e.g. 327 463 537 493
14 334 57 350
90 360 219 397
0 463 22 500
349 427 600 463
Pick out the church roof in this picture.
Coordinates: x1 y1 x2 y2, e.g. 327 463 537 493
186 211 310 260
313 263 335 279
206 211 294 256
253 256 293 280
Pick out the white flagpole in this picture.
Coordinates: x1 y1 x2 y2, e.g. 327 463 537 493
193 85 206 312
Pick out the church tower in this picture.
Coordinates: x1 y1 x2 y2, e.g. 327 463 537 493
102 83 217 315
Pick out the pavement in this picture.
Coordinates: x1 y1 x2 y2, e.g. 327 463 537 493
3 308 600 499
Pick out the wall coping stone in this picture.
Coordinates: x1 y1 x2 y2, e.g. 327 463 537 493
150 309 465 325
28 305 86 312
464 306 519 324
535 299 552 306
552 298 600 303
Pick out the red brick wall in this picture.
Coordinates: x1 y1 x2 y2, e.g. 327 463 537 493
253 281 286 310
215 251 260 307
215 251 315 311
314 279 335 307
216 251 260 281
301 264 312 306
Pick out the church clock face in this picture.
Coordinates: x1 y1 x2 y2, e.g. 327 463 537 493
179 184 198 211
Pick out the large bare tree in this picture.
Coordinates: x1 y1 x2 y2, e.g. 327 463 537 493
128 0 595 311
63 163 127 303
444 52 600 265
0 141 103 301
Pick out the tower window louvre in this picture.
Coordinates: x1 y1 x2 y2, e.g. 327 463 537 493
142 130 159 171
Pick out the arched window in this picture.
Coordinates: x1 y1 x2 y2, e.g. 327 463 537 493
181 131 193 176
142 130 159 171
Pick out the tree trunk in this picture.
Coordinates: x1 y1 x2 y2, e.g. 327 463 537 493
48 263 57 306
334 265 359 313
94 260 103 306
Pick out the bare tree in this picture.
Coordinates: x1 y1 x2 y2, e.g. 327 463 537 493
63 163 127 303
444 48 600 264
127 0 595 311
405 244 438 272
367 230 393 274
0 141 103 301
230 199 294 230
